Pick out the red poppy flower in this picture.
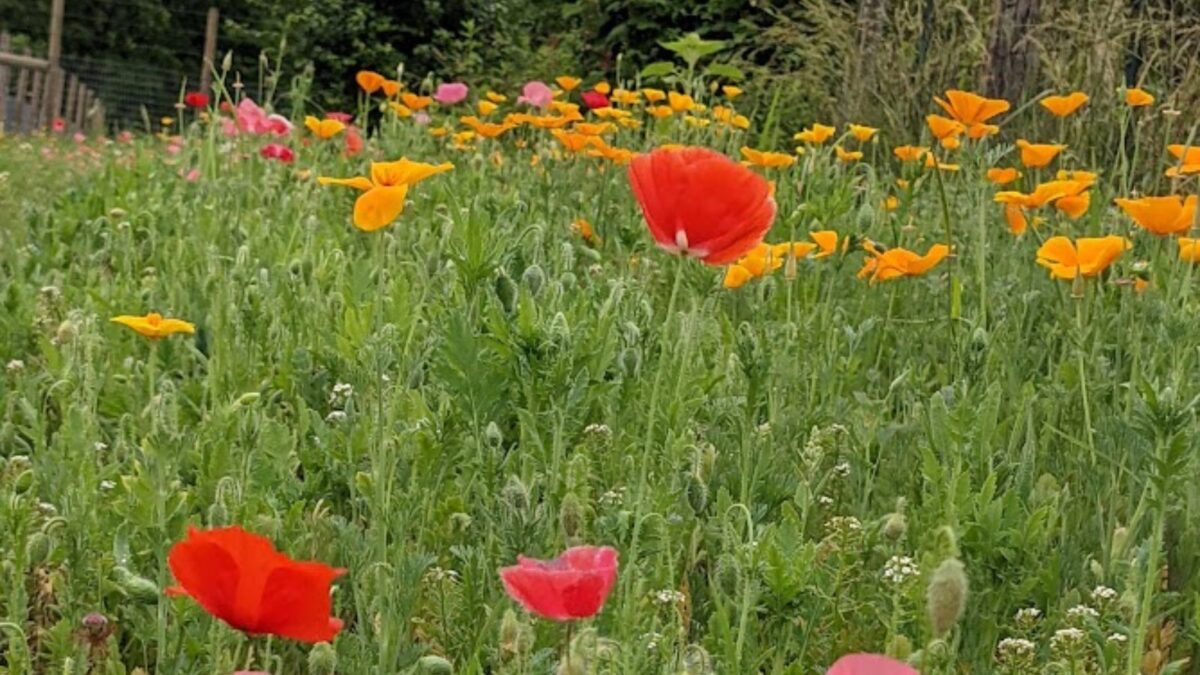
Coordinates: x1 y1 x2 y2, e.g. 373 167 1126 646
628 146 776 265
828 654 918 675
167 526 344 643
343 127 364 157
184 92 210 109
499 545 618 621
52 117 66 133
581 91 610 110
260 143 295 163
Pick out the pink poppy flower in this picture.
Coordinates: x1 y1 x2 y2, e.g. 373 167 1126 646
517 81 553 109
260 143 295 163
828 654 917 675
236 98 293 136
325 111 352 123
117 131 134 144
413 112 432 126
181 168 201 182
343 127 363 157
434 82 469 105
73 132 87 144
499 546 618 621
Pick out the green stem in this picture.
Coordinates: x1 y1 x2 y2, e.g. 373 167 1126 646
932 161 959 364
1074 289 1097 465
1127 488 1166 675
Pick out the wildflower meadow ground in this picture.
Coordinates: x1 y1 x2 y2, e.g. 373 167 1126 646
1 61 1199 675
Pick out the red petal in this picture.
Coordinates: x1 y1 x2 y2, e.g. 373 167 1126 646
252 561 344 642
500 565 570 620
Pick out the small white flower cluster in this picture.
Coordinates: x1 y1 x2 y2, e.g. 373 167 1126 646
425 566 460 583
324 410 348 423
1066 604 1099 622
643 631 663 651
652 589 686 605
6 359 25 373
1051 627 1086 651
997 637 1037 659
329 382 354 406
599 487 626 506
1014 607 1042 624
882 555 919 585
584 423 611 438
1092 585 1118 604
824 516 863 536
818 495 834 506
100 480 116 491
1107 632 1128 644
756 422 772 436
94 442 109 453
832 461 851 478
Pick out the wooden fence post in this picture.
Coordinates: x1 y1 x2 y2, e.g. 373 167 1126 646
64 72 78 130
74 85 88 130
200 7 219 94
0 32 10 132
30 68 44 130
45 0 65 128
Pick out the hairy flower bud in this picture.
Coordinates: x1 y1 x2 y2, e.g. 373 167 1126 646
927 558 968 638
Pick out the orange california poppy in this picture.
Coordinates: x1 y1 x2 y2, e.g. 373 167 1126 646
794 124 836 145
1114 195 1197 236
628 146 776 265
926 114 965 141
1179 238 1200 263
810 230 841 258
587 145 636 164
667 91 695 113
611 89 640 105
647 105 674 119
574 122 615 136
111 312 194 339
318 158 453 231
593 81 611 95
740 147 797 169
401 92 432 110
835 146 863 162
478 100 499 116
1126 88 1154 107
1036 236 1129 279
857 243 950 282
1040 92 1089 117
1003 203 1029 235
847 124 878 142
379 80 402 98
986 167 1022 185
1015 140 1066 168
893 145 929 162
966 123 1000 140
388 102 412 118
551 129 603 153
1055 192 1091 219
722 85 743 99
641 88 667 103
556 76 581 92
304 116 345 140
356 70 385 94
934 89 1010 126
1055 169 1099 186
167 526 343 643
1166 144 1200 177
994 179 1089 210
572 218 602 245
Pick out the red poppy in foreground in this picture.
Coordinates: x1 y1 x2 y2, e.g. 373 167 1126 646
167 526 345 643
628 146 776 265
581 90 611 110
499 546 618 621
184 92 210 109
828 654 918 675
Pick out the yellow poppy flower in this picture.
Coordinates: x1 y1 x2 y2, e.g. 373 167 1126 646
318 159 453 231
1040 92 1089 118
593 81 611 95
551 129 603 153
1015 140 1066 168
111 312 195 339
641 88 667 103
610 89 640 105
794 123 835 145
810 230 841 258
573 122 615 136
388 102 412 118
883 195 900 211
648 105 674 119
721 85 744 99
1055 169 1098 186
835 146 863 162
858 244 950 283
586 145 636 164
556 76 581 91
684 115 710 128
668 91 695 112
941 136 961 150
304 116 345 140
847 124 878 142
740 147 796 169
429 126 448 137
1179 238 1200 263
731 115 750 130
1125 88 1154 107
478 100 498 116
486 90 507 103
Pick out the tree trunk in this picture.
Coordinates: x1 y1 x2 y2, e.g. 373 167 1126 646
984 0 1040 102
847 0 889 117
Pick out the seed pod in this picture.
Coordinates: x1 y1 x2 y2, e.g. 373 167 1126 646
886 634 913 660
926 558 968 638
113 566 160 604
307 641 337 674
485 421 504 447
501 475 529 512
685 472 708 515
207 500 228 527
521 264 545 296
495 272 518 314
26 532 51 565
883 512 908 541
416 655 453 675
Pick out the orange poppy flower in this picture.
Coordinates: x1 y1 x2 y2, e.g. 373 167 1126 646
167 526 343 643
592 81 611 95
668 91 695 112
1040 92 1089 117
380 80 402 98
1179 238 1200 263
551 129 604 153
986 167 1022 185
587 145 636 164
934 90 1010 126
893 145 929 162
883 195 900 211
318 158 453 231
648 105 674 119
722 241 819 288
731 115 750 130
1055 169 1098 186
556 76 581 92
994 179 1089 209
722 85 743 99
1125 88 1154 107
847 124 878 142
478 100 499 116
628 146 776 265
966 123 1000 139
388 102 412 118
810 230 841 258
574 122 615 136
941 136 962 150
1055 192 1090 219
926 114 965 141
356 70 385 94
611 89 640 105
794 123 836 145
1036 236 1129 279
1016 140 1066 168
835 146 863 162
428 126 448 138
1166 144 1200 177
641 88 667 103
740 147 797 169
1003 203 1029 235
401 92 432 110
304 116 345 140
111 312 195 339
486 90 507 103
1114 195 1197 236
572 218 602 245
858 243 950 282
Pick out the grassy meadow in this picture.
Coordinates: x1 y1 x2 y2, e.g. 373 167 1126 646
1 68 1199 675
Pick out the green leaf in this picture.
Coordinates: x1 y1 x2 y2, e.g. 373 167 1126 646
659 33 726 67
703 63 744 81
639 61 676 79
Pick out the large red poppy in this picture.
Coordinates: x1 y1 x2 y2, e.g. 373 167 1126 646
628 146 776 265
167 526 344 643
499 546 618 621
828 654 918 675
184 92 210 109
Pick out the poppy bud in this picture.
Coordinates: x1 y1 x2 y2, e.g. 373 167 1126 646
685 472 708 514
307 641 337 674
108 207 128 219
559 493 587 541
883 512 908 541
926 558 968 638
416 655 453 674
498 608 533 659
113 566 160 604
696 443 718 482
521 264 545 295
1111 526 1129 559
886 634 913 660
620 347 641 377
26 531 51 565
681 644 714 674
221 51 233 72
207 499 228 527
713 553 740 595
557 654 587 675
495 272 518 314
1032 473 1059 506
54 319 78 345
501 475 529 512
485 421 504 447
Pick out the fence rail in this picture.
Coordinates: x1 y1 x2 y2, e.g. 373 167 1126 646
0 28 105 135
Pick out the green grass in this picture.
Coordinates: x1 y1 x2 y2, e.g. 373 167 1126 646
1 86 1198 675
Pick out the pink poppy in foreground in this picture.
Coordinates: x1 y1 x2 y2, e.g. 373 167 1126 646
236 99 293 137
581 91 610 110
499 546 618 621
828 654 917 675
517 81 553 109
434 82 469 105
325 111 353 123
260 143 295 163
